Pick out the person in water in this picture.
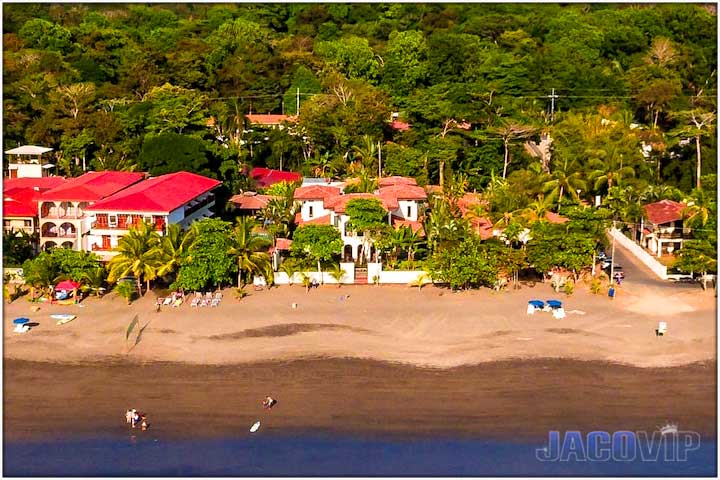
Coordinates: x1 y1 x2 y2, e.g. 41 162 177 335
263 396 277 409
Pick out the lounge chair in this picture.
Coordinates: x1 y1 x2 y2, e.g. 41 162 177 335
656 322 668 336
194 291 202 298
190 297 200 307
199 299 209 307
204 292 213 300
214 292 222 299
156 297 165 305
163 297 173 305
210 298 220 307
552 307 566 319
173 298 183 307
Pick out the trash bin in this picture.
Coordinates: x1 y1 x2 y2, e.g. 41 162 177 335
608 287 616 298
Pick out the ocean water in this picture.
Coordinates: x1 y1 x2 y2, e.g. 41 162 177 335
4 433 716 476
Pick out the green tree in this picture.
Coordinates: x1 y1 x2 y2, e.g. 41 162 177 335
173 218 237 291
154 223 196 280
107 222 162 294
137 133 215 177
2 229 37 266
345 198 389 263
291 224 343 280
674 240 717 289
228 216 273 287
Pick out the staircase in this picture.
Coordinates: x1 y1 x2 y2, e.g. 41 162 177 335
354 267 368 284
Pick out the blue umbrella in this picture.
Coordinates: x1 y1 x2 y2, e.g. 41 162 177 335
13 317 29 325
547 300 563 309
528 300 545 308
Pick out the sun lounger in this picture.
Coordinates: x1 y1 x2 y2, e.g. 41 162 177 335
190 297 200 307
156 298 165 305
204 292 212 300
656 322 668 336
173 298 183 307
210 298 220 307
214 292 222 299
163 297 173 305
199 299 209 307
546 300 563 309
552 307 566 319
194 291 202 298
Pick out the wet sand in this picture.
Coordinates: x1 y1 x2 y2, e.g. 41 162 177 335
4 358 716 442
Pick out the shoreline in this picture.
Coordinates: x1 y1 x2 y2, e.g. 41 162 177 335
4 357 716 442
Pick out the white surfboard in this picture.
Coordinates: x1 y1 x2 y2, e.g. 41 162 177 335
51 314 76 325
250 420 261 433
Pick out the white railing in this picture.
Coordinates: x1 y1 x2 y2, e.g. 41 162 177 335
609 227 667 280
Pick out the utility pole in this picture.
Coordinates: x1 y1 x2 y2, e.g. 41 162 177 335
377 140 382 179
548 88 558 122
296 88 300 116
610 220 616 286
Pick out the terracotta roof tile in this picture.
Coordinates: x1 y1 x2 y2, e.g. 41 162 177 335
643 199 686 225
293 185 342 201
229 193 276 210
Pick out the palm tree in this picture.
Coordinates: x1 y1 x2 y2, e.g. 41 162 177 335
404 228 425 268
543 158 586 211
351 135 379 172
587 147 636 193
154 224 196 280
228 217 273 287
80 267 107 297
107 222 161 295
329 264 346 287
682 188 714 228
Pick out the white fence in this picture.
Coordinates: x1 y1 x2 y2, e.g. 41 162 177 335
273 262 430 285
609 227 667 280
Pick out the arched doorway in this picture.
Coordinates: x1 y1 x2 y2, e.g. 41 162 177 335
60 241 74 249
59 222 76 238
41 222 58 237
343 245 353 262
43 241 57 251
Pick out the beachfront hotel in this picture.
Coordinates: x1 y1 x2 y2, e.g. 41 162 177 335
83 171 221 261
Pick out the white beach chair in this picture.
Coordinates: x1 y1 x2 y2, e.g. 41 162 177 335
526 304 535 315
656 322 668 336
552 307 566 319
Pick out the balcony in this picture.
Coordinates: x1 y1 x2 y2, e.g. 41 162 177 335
184 195 215 218
92 220 165 231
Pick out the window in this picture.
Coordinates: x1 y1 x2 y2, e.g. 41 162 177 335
3 220 10 227
407 205 412 217
24 220 32 227
308 205 314 218
144 216 153 224
108 214 118 227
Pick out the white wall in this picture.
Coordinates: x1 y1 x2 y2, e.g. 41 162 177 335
609 227 667 280
299 200 330 221
273 271 341 285
397 200 418 221
378 270 431 284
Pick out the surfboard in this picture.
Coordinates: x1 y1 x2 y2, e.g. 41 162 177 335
51 314 76 325
250 421 261 433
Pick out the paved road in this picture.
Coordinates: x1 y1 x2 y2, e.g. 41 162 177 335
609 241 700 292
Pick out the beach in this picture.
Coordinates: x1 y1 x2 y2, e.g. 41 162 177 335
3 279 716 443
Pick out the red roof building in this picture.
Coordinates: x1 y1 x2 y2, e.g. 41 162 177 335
39 171 146 202
390 120 411 131
3 176 66 236
643 199 686 226
83 172 221 261
229 192 277 212
250 167 302 188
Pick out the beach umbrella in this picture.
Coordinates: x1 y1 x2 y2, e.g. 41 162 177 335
546 300 563 309
13 317 29 325
529 300 545 308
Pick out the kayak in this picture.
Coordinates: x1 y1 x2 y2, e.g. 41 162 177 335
51 314 76 325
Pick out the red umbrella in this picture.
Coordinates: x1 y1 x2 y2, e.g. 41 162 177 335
55 280 80 291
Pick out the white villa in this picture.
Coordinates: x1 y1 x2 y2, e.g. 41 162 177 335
292 176 427 262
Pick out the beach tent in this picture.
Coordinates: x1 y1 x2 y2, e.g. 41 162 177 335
54 280 81 303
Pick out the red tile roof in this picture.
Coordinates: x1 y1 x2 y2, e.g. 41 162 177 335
643 199 686 225
325 193 393 213
39 171 146 202
470 217 495 240
457 193 486 216
390 120 410 131
250 167 302 188
545 211 569 224
378 176 417 188
85 171 221 213
246 114 297 125
391 216 425 236
293 185 342 201
295 213 332 226
378 184 427 201
229 192 277 210
4 177 67 217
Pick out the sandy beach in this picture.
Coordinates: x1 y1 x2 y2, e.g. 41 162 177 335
3 278 716 443
3 281 716 368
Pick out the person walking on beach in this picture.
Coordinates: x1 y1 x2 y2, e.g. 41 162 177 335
125 409 133 425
